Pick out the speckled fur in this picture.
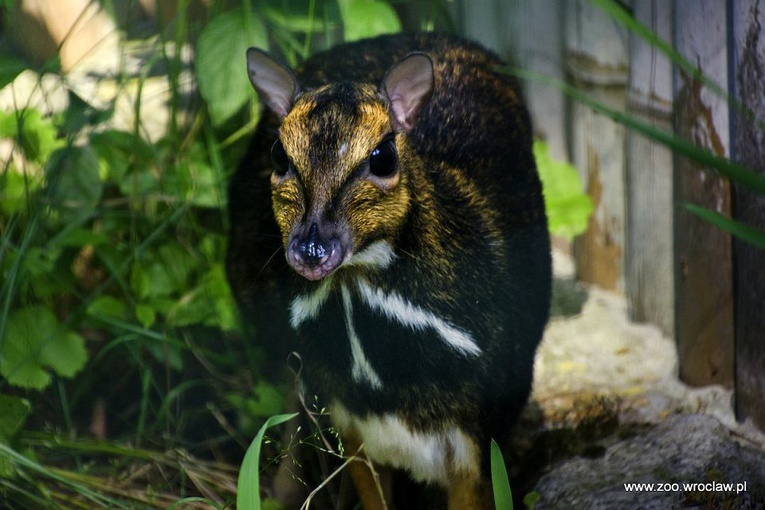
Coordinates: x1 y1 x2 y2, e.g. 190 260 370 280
227 33 552 508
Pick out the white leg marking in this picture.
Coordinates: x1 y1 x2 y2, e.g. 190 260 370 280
355 279 482 357
289 278 332 330
343 240 397 270
331 402 480 486
341 284 384 390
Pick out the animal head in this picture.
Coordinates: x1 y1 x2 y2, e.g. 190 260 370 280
246 48 434 281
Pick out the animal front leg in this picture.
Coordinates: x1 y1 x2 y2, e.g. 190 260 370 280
446 468 493 510
343 433 392 510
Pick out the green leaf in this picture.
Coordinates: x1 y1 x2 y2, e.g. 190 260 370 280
46 146 103 223
228 382 286 420
337 0 401 42
237 413 299 510
135 304 156 329
145 340 183 371
164 159 222 208
131 243 196 300
90 129 156 183
523 491 540 510
0 168 42 215
261 6 334 33
55 228 109 248
0 306 87 390
87 295 128 320
686 204 765 250
0 396 30 443
60 91 113 136
196 9 269 126
491 439 513 510
18 246 64 300
0 55 28 89
0 395 30 478
169 264 240 331
0 109 64 164
534 141 593 239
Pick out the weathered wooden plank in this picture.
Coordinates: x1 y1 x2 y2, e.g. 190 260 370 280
566 0 629 292
731 0 765 428
672 0 734 387
460 0 568 162
625 0 674 336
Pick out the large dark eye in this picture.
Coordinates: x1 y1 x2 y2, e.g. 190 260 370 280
368 138 398 178
271 140 291 177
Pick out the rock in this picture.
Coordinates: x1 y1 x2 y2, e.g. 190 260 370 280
533 414 765 508
13 0 120 72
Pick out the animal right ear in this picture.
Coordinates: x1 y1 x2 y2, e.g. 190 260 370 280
381 52 434 132
246 48 299 119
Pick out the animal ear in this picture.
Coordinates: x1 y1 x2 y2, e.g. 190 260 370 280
381 52 434 132
246 48 299 119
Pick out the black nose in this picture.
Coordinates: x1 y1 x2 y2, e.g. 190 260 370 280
286 221 345 280
297 222 330 266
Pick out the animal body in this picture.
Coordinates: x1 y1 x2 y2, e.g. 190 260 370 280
226 33 551 509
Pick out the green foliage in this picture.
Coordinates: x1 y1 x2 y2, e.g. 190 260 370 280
337 0 402 41
0 395 30 477
491 439 514 510
46 145 103 223
196 8 269 127
686 204 765 250
534 141 593 240
0 1 471 508
1 306 87 389
195 0 404 128
0 56 26 89
524 491 540 509
0 108 65 163
237 413 299 510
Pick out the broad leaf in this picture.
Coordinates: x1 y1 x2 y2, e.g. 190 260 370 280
0 55 27 89
168 264 239 331
196 9 269 126
1 306 87 390
0 395 30 443
46 146 103 223
534 141 593 240
337 0 401 42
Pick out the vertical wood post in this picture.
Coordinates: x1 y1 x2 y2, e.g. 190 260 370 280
625 0 674 336
731 0 765 428
672 0 734 387
566 0 629 292
460 0 568 162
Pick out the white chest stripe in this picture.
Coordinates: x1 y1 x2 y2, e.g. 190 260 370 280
343 240 397 269
341 285 384 390
355 279 482 357
290 279 332 330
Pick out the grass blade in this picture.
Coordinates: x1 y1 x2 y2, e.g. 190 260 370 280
685 204 765 250
0 442 129 508
491 439 513 510
590 0 727 100
237 412 299 510
507 67 765 197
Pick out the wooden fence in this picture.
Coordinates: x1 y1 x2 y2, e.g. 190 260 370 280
454 0 765 431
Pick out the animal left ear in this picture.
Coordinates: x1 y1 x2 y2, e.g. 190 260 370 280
246 48 300 120
381 52 434 132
